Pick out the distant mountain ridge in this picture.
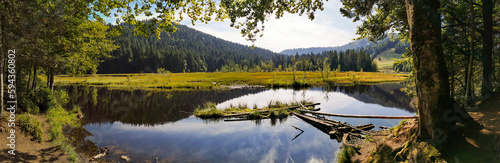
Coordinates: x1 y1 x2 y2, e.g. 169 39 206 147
279 35 409 59
279 38 371 55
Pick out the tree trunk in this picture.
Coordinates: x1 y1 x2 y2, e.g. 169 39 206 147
481 0 493 98
466 2 475 107
405 0 454 143
0 7 4 116
32 63 37 90
49 73 54 91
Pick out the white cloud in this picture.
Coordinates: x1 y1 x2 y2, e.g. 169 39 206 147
106 1 361 52
181 1 361 53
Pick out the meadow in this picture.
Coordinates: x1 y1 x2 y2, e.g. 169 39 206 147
54 71 408 89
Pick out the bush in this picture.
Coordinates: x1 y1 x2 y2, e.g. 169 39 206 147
18 114 43 143
35 87 57 112
20 97 39 114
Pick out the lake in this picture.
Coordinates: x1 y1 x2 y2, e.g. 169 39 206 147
63 83 414 162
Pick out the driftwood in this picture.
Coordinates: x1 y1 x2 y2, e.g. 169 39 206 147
293 112 370 143
90 147 109 161
297 109 419 119
292 125 304 132
223 117 270 122
354 124 375 131
223 103 320 118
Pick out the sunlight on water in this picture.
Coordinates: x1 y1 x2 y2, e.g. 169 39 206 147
65 83 414 162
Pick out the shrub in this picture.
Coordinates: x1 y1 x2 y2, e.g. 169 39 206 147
18 114 43 143
20 97 39 114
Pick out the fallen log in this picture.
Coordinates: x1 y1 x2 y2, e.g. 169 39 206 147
224 117 270 122
223 103 320 117
292 112 333 128
297 109 419 119
354 123 375 131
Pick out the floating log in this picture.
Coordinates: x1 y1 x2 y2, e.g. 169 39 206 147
354 123 375 131
297 109 419 119
293 111 371 143
223 103 320 117
292 112 333 128
224 117 270 122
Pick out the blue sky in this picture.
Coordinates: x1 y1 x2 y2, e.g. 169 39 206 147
112 1 361 53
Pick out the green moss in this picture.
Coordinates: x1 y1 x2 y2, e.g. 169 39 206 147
337 145 357 163
18 114 43 143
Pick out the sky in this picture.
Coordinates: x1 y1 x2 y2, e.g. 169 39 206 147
112 1 362 53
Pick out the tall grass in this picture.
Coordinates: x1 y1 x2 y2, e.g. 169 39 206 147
55 72 408 89
194 100 313 119
39 89 82 162
337 145 357 163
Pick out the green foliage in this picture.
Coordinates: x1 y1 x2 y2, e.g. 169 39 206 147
47 105 81 162
20 97 39 115
18 114 44 143
194 102 224 118
35 87 57 112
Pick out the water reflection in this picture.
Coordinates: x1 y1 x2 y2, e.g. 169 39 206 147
64 86 266 125
64 84 414 162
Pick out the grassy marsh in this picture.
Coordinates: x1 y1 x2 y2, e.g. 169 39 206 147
194 100 315 119
55 71 408 89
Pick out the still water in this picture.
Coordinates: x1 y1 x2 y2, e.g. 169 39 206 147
64 83 414 162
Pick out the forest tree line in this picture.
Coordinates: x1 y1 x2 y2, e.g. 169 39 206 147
99 23 379 74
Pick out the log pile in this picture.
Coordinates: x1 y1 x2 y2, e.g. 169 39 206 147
292 111 376 147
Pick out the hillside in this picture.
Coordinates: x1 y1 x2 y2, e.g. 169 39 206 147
280 36 409 59
279 38 371 55
373 48 403 71
98 23 279 73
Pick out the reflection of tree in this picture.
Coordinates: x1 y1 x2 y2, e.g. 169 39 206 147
63 86 266 126
322 84 413 112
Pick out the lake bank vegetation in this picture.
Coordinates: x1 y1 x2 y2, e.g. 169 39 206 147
194 100 317 119
55 71 408 89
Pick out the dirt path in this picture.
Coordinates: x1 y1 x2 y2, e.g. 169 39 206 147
0 114 70 162
468 92 500 135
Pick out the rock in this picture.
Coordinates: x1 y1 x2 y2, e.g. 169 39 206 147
120 155 130 161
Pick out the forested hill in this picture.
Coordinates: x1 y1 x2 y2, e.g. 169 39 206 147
98 23 278 73
279 38 370 55
279 37 409 58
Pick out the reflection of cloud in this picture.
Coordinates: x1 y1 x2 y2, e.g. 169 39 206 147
307 156 326 163
260 146 277 163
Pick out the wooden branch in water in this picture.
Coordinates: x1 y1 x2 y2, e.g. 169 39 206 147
292 125 304 132
297 109 419 119
224 117 269 122
354 123 375 131
222 103 321 117
292 112 333 127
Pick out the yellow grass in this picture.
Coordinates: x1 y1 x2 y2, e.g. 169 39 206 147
54 71 408 89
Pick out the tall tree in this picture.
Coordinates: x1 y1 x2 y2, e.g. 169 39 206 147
404 0 455 141
338 0 480 147
481 0 494 97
